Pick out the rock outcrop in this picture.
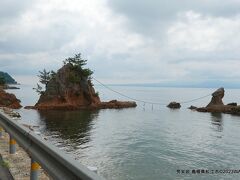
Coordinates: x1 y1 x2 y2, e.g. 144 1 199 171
27 63 137 110
34 63 101 109
206 87 224 107
0 88 22 109
227 102 237 106
188 105 197 110
194 88 240 115
94 100 137 109
167 102 181 109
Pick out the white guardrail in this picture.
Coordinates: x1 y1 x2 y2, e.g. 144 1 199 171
0 112 104 180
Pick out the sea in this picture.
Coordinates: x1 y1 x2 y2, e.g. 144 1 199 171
6 85 240 180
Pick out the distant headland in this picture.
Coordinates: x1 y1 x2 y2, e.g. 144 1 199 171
0 71 17 84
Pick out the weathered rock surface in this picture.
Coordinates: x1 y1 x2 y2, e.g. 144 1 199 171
0 88 22 109
195 88 240 115
27 63 137 110
35 63 100 107
94 100 137 109
206 87 224 107
167 102 181 109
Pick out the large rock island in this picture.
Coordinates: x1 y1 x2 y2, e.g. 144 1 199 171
26 54 136 110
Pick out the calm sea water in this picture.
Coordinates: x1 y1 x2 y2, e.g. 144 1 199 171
7 85 240 180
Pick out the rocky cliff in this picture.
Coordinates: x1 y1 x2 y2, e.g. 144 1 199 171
27 61 136 110
0 88 22 109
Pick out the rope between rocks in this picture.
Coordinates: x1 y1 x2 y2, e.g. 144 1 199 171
92 77 211 106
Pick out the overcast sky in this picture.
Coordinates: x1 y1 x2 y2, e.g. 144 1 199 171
1 0 240 86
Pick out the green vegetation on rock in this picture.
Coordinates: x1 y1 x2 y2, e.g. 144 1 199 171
64 53 93 85
34 53 95 96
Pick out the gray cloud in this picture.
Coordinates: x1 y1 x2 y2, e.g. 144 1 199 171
0 0 240 86
108 0 240 36
0 0 36 21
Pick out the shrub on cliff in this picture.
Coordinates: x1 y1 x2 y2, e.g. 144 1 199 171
63 53 93 80
0 76 6 85
33 69 51 95
38 69 51 85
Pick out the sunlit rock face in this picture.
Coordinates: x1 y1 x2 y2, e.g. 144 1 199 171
0 88 22 109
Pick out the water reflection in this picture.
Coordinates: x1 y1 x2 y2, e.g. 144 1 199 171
210 113 223 132
38 110 99 147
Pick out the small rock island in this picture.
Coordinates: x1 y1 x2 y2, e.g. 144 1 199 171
167 102 181 109
193 87 240 115
25 54 136 110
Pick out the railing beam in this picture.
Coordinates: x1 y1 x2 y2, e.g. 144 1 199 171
0 112 103 180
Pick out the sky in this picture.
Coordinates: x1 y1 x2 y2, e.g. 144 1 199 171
0 0 240 86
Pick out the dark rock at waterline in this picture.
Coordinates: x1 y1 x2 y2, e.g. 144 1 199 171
196 107 208 112
227 102 237 106
188 105 197 110
228 106 240 115
25 100 137 110
167 102 181 109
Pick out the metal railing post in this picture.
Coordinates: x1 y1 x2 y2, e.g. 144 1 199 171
30 159 40 180
0 126 3 138
9 135 16 154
